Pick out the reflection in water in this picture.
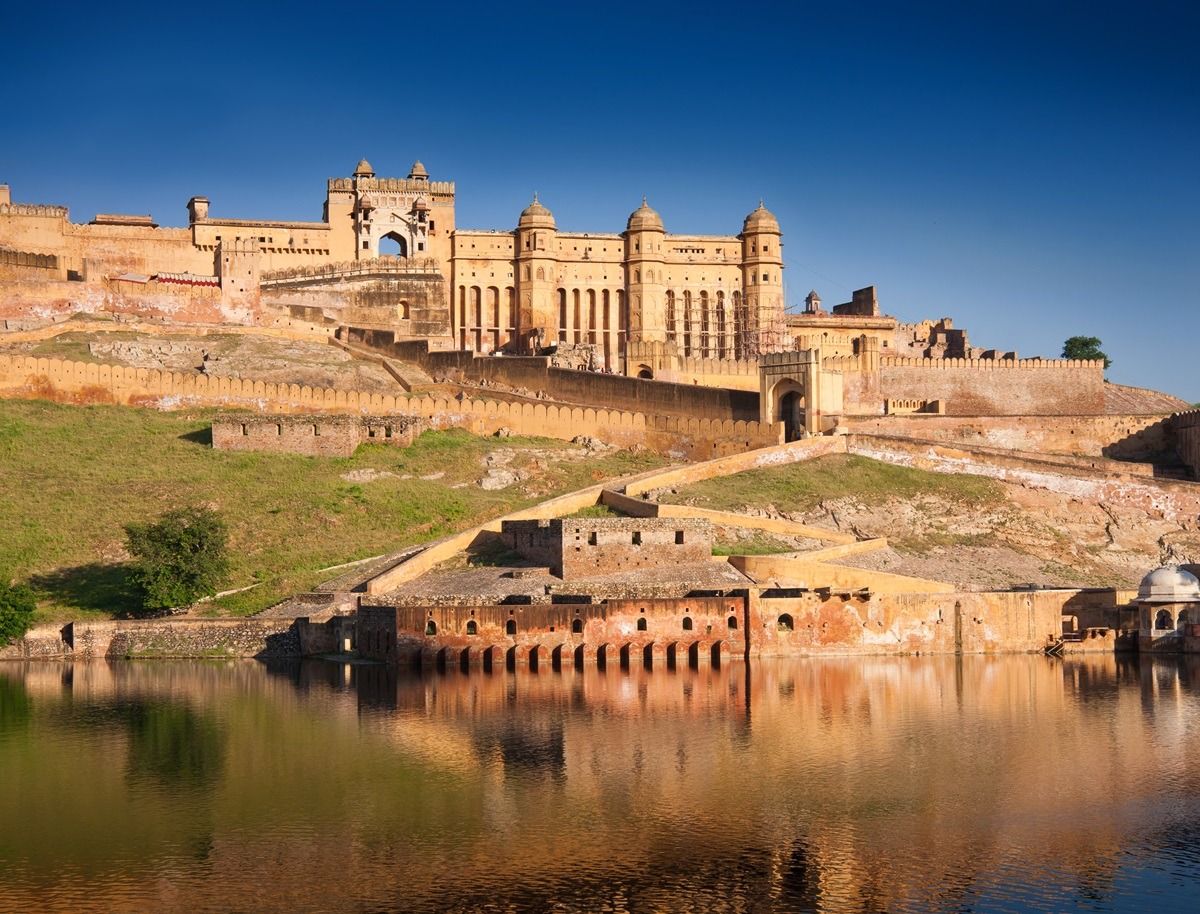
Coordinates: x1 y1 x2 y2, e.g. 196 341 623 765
0 655 1199 912
122 702 225 790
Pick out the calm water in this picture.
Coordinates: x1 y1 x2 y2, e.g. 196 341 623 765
2 655 1200 913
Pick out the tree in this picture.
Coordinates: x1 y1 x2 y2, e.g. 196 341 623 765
124 507 230 611
1061 336 1112 370
0 582 37 646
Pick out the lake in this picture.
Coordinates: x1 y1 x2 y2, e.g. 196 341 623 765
1 655 1199 913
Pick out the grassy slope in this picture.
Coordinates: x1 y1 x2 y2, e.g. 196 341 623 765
0 400 666 621
657 453 1002 515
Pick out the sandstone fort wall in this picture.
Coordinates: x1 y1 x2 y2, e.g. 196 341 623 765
347 327 761 422
1174 410 1200 479
211 414 426 457
0 355 781 459
872 357 1106 416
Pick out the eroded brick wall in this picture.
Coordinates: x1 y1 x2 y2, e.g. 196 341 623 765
211 414 424 457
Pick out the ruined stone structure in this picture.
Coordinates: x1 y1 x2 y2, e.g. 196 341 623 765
501 517 713 579
210 414 426 458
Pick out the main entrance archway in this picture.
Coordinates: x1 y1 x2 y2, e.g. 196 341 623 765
770 379 806 441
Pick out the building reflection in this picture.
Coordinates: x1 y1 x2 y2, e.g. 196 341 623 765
2 654 1200 913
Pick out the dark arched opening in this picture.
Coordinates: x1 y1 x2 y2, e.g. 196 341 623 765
1155 609 1174 631
778 614 794 632
637 617 647 632
727 615 738 630
682 616 693 631
425 619 438 636
506 619 517 636
466 620 477 635
572 617 583 634
777 389 804 442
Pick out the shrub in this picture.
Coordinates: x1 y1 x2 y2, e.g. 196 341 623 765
0 582 37 645
124 507 230 611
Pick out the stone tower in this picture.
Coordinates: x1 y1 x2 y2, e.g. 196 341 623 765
623 198 666 342
739 201 785 356
514 195 558 352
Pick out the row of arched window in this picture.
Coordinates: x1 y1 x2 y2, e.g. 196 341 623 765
422 613 749 636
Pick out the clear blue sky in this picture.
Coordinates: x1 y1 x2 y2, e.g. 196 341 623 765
2 1 1196 400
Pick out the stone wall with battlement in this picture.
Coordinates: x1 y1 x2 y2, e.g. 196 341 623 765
0 355 781 459
347 328 761 422
1174 411 1200 480
871 356 1107 416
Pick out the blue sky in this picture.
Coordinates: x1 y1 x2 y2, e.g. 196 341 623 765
2 0 1196 400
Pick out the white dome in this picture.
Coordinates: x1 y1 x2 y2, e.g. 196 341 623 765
1138 564 1200 603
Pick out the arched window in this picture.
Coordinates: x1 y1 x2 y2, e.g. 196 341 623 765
778 614 794 632
506 619 517 635
727 615 738 630
425 620 438 636
466 620 477 635
1155 609 1174 631
637 617 647 632
399 300 411 320
572 617 583 634
682 616 693 631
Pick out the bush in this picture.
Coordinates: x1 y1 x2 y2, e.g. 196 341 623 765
0 582 37 645
124 507 230 611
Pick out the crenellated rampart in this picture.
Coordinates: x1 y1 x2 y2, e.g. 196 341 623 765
875 355 1106 416
0 355 781 458
1173 410 1200 480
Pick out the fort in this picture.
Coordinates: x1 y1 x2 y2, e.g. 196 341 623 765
1 156 1198 666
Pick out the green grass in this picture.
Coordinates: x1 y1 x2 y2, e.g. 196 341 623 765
565 503 624 519
658 453 1002 514
0 400 666 621
711 532 800 556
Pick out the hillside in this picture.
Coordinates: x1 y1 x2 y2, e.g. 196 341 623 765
0 399 665 621
654 454 1197 590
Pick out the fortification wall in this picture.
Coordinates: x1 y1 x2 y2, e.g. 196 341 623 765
0 247 63 281
347 328 760 422
0 355 779 458
842 413 1175 460
871 357 1107 416
0 618 302 661
1174 410 1200 479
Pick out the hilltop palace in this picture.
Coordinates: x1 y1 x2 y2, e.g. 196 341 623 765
0 157 1194 445
2 156 1200 668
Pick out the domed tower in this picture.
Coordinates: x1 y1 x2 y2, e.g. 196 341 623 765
739 201 785 357
514 194 558 352
623 198 666 342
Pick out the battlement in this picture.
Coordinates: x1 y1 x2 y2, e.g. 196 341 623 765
880 356 1104 370
196 217 330 230
0 203 68 218
328 177 455 196
0 248 59 271
260 255 442 285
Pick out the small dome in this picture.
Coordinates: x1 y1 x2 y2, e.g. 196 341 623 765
518 193 556 229
1138 564 1200 603
412 196 430 212
359 195 375 211
743 200 780 233
408 160 428 180
626 197 664 233
354 158 374 178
